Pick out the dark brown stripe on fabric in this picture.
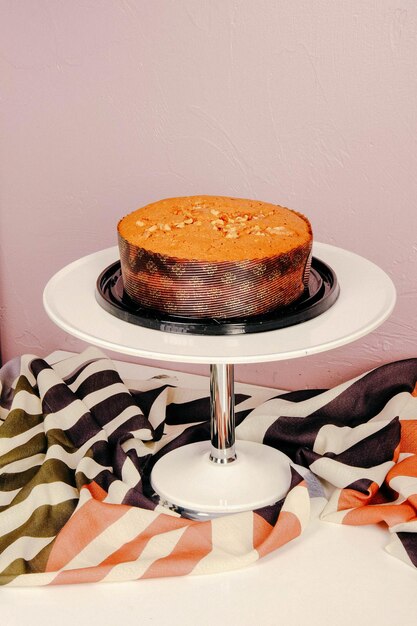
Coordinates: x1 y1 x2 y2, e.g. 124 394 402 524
276 389 328 402
29 358 50 379
294 418 401 470
131 385 174 420
42 383 79 415
307 359 417 425
163 393 250 426
88 392 146 428
65 412 103 448
74 369 124 399
397 532 417 567
255 466 304 525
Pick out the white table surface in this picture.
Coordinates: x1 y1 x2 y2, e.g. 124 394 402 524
2 355 416 626
43 243 396 365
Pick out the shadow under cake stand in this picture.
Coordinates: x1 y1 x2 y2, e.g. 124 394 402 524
43 243 396 519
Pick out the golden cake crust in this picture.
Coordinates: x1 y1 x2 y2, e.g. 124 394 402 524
117 195 312 263
117 196 313 319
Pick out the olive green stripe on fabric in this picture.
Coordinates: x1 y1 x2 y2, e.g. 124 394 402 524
0 500 77 584
0 499 78 554
45 428 80 454
13 374 39 397
0 458 79 511
0 467 40 496
0 408 44 439
0 432 46 469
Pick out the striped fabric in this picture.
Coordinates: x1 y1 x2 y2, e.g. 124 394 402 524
0 348 416 586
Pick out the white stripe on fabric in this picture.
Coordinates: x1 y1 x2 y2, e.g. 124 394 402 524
104 480 131 504
313 420 394 455
389 474 417 500
121 456 142 488
0 487 21 506
51 347 106 380
75 457 112 480
389 519 417 534
397 394 417 420
67 360 117 393
192 511 256 575
147 387 170 431
4 570 58 587
36 368 66 398
103 405 145 437
44 434 108 470
44 400 89 432
310 457 395 489
9 389 42 416
121 438 155 458
385 533 415 567
281 483 310 532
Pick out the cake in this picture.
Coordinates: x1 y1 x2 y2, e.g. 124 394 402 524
117 195 313 318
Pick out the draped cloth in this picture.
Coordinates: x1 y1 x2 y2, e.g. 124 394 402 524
0 347 416 586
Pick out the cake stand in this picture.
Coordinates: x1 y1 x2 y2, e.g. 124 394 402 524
43 243 396 519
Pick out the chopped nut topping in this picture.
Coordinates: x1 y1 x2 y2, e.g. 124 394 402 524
147 225 158 232
184 218 194 224
210 209 220 216
175 222 185 228
135 220 145 227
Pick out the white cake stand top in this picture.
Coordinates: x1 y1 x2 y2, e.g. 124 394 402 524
43 243 396 365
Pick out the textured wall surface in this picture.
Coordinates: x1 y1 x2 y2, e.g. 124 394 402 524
1 1 416 388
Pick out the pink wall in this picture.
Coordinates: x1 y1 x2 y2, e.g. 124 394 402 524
1 1 416 389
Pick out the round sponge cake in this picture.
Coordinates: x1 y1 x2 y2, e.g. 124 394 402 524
117 195 313 318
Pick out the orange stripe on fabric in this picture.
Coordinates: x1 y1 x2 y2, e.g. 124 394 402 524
51 514 208 585
100 513 191 567
399 420 417 454
49 565 116 586
46 491 130 572
387 454 417 481
411 383 417 397
141 521 213 579
342 502 416 527
253 510 302 559
85 481 108 502
337 482 380 511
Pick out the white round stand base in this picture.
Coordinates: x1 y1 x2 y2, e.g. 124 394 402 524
150 440 292 520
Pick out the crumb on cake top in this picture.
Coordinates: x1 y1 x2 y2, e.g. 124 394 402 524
117 195 312 262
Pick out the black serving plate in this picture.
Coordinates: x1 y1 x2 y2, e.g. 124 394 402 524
95 257 339 335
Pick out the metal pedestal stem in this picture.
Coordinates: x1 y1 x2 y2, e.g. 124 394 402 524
209 363 237 464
